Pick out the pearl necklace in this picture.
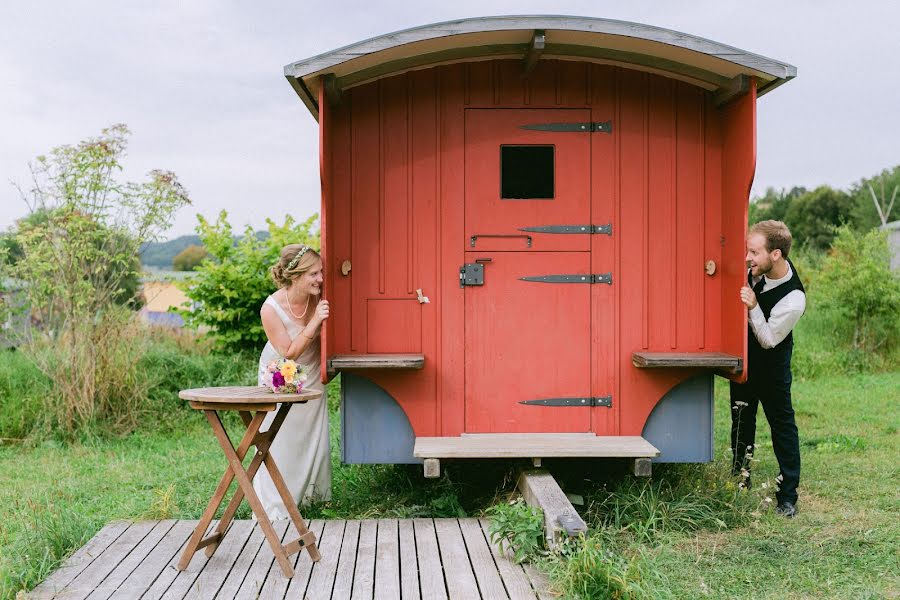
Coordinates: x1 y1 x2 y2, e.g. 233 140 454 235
286 291 310 321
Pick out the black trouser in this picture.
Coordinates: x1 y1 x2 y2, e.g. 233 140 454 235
730 349 801 505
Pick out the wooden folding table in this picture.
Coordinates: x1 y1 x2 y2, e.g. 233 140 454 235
176 386 322 577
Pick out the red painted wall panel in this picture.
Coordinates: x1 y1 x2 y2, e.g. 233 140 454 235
323 60 749 438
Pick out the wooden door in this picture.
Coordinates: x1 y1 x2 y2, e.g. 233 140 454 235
464 109 593 433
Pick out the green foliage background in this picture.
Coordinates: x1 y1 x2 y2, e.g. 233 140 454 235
180 211 319 352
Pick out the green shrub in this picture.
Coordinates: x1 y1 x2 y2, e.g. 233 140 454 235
486 497 544 563
815 226 900 355
547 533 660 600
181 212 319 352
0 350 48 441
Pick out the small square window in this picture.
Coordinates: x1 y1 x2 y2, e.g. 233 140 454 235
500 145 554 199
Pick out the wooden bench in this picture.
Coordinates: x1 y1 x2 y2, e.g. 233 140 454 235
326 353 425 376
631 351 743 374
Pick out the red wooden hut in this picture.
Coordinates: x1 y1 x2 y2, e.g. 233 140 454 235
283 16 795 474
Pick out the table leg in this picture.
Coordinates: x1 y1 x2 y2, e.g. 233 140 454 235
204 409 297 578
259 445 322 562
203 407 290 556
176 410 267 571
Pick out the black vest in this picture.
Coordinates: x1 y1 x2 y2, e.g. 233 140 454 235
747 259 806 363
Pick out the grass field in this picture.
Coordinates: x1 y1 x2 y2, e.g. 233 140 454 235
1 370 897 598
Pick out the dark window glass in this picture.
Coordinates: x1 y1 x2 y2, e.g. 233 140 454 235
500 145 554 199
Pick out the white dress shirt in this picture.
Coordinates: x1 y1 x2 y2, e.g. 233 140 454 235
748 264 806 349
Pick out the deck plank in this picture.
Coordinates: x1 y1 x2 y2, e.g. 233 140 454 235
374 519 400 600
140 520 217 600
85 520 177 600
434 520 479 600
412 519 447 600
398 519 420 600
303 519 346 599
329 520 360 600
350 519 377 599
232 521 289 599
458 518 508 600
34 518 555 600
282 519 325 600
188 520 255 599
521 562 552 600
212 523 266 600
56 520 157 600
30 521 130 599
478 519 536 600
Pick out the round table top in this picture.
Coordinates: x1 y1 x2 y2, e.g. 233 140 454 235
179 386 322 405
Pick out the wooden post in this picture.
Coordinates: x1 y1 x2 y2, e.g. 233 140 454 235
517 469 587 548
632 457 653 477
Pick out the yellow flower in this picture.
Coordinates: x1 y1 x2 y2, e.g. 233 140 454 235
280 360 298 383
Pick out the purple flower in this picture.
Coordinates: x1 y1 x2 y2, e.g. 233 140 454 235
272 371 285 388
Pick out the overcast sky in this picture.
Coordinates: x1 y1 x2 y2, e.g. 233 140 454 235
2 1 898 239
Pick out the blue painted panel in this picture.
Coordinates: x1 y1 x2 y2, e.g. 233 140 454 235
341 373 422 464
641 374 714 463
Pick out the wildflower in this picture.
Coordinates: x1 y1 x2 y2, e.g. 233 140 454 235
761 482 769 489
764 497 772 504
740 468 750 478
775 474 784 483
735 401 748 407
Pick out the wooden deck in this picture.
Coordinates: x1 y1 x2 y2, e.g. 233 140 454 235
29 518 552 599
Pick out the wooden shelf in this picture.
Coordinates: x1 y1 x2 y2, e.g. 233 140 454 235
414 433 659 459
631 352 742 373
327 353 425 376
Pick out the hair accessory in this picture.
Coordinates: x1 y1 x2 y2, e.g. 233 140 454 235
286 245 310 270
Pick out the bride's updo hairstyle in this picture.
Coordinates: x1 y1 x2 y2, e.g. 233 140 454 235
271 244 321 288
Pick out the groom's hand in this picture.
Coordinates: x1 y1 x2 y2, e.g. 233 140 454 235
315 299 330 323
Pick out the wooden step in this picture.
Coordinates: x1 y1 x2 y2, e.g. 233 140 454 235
632 351 743 373
414 433 660 459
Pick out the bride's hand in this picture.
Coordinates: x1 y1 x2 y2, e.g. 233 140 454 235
313 299 330 324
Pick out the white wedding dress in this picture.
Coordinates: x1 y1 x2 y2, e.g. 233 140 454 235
252 295 331 519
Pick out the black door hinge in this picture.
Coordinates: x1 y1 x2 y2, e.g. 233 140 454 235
519 224 612 236
519 273 613 285
520 121 613 134
520 396 613 408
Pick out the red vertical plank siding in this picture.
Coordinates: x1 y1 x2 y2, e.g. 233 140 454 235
318 82 331 382
466 62 493 106
350 83 381 352
330 95 353 356
525 59 557 106
719 79 757 383
704 96 723 351
330 60 746 438
675 83 706 350
380 75 411 297
647 76 675 350
590 65 617 435
439 64 467 436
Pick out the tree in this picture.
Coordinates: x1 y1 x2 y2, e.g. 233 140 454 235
848 166 900 231
172 244 208 271
783 186 854 250
749 186 807 226
9 124 190 434
816 226 900 353
181 211 319 352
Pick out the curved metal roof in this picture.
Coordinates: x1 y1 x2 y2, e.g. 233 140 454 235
284 15 796 119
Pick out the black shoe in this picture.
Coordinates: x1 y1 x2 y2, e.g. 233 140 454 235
775 501 797 518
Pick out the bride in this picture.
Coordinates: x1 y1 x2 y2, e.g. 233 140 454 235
253 244 331 519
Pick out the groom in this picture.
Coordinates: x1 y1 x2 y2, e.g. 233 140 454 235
730 220 806 517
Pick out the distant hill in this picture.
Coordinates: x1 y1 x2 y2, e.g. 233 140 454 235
140 231 270 268
140 235 203 268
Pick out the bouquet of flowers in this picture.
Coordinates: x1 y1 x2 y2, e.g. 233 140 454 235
261 358 307 393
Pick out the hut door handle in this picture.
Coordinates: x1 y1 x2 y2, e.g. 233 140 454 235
470 234 532 248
